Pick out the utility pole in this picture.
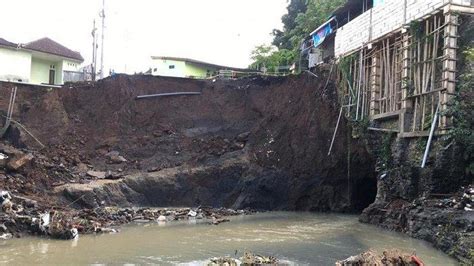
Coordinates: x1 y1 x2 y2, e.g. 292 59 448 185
99 0 105 79
91 20 98 81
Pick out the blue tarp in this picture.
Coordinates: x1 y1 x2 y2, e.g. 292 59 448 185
312 23 333 48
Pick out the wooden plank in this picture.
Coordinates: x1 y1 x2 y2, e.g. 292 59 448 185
371 110 402 121
398 130 446 138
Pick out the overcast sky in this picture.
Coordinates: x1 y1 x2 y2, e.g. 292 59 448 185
1 0 288 74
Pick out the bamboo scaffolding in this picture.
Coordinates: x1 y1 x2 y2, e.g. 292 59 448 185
409 15 444 132
356 49 363 120
335 13 447 132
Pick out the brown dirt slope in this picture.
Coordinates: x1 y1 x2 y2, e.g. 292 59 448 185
0 73 375 212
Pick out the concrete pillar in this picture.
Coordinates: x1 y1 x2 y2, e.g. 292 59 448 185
370 50 381 117
440 11 458 130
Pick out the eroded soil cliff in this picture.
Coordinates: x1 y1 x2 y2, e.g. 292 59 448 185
0 72 375 213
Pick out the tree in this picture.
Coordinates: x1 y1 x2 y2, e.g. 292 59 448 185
272 0 345 52
286 0 346 50
250 44 276 71
250 45 297 73
272 0 308 50
251 0 346 71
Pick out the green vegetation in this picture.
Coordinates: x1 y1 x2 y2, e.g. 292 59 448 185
350 118 370 139
249 0 345 72
447 47 474 175
337 53 359 106
249 45 296 73
284 0 345 48
409 20 423 41
379 133 394 171
272 0 308 50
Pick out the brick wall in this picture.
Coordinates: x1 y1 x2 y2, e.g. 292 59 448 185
451 0 473 6
334 11 372 56
405 0 445 22
334 0 473 57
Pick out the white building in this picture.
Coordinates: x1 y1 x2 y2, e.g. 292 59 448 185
0 37 84 85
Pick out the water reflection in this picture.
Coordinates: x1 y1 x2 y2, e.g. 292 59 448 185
29 241 50 254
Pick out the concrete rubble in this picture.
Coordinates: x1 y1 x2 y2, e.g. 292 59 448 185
207 252 279 266
6 153 33 171
211 217 230 225
0 153 8 168
336 249 424 266
105 151 127 164
208 257 239 266
241 252 278 264
0 188 255 240
86 170 106 179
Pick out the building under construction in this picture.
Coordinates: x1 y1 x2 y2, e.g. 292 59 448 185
305 0 474 137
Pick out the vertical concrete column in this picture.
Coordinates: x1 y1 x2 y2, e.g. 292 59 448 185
370 50 381 117
400 29 412 133
440 10 458 130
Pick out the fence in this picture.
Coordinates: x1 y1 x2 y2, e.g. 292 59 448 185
63 70 86 83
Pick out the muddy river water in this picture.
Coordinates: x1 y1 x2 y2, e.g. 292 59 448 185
0 212 456 265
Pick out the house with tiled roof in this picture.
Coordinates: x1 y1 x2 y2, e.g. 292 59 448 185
0 37 84 85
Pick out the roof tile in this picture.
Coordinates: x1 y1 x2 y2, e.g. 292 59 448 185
24 37 84 62
0 38 17 48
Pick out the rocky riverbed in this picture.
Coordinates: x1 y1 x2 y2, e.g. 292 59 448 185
0 189 255 240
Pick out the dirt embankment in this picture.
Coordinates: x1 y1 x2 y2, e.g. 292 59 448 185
0 72 375 213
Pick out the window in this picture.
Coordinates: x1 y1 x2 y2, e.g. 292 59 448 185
153 68 157 72
169 65 175 69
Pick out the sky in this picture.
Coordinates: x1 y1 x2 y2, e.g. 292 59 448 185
1 0 288 74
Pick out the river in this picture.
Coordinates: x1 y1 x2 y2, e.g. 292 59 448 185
0 212 456 265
